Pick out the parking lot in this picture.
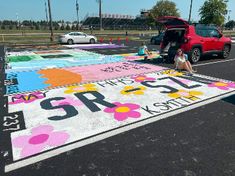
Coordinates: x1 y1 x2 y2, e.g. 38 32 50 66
1 40 235 176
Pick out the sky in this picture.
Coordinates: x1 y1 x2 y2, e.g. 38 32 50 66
0 0 234 22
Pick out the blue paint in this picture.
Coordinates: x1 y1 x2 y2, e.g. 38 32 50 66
6 71 50 94
7 55 124 72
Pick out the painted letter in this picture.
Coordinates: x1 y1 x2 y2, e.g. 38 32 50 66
40 97 78 121
141 81 178 93
75 91 116 112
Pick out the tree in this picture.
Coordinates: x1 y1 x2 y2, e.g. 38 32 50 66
60 25 65 30
225 20 235 29
65 24 71 30
148 0 180 32
199 0 228 26
9 25 13 30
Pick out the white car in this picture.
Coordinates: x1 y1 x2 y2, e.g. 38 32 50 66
58 32 97 45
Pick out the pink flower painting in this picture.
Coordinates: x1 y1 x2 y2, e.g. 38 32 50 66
104 102 141 121
12 125 69 158
208 82 235 90
131 75 156 83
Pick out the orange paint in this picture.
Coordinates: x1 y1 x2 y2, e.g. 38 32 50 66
38 69 82 88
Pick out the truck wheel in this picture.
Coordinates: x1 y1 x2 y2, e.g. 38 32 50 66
190 47 201 63
222 45 230 59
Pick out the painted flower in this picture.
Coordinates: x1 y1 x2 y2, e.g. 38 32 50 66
208 82 235 90
104 102 141 121
120 86 146 95
12 125 69 158
168 89 203 100
64 84 97 94
161 70 184 77
9 92 46 105
51 96 83 107
131 75 156 82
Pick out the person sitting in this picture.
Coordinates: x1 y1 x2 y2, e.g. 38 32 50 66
138 42 151 59
174 49 196 74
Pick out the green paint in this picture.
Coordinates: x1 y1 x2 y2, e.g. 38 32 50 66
41 54 73 59
9 55 35 62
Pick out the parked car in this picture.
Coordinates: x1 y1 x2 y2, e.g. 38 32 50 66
157 16 232 63
150 32 165 45
58 32 97 45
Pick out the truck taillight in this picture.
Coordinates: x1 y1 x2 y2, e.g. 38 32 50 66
184 37 191 43
184 38 189 43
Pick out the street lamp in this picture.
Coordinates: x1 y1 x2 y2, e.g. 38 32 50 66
76 0 79 30
188 0 193 22
47 0 54 41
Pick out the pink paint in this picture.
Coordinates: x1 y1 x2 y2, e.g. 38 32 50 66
131 75 156 83
65 62 165 83
178 92 190 96
12 125 69 158
9 92 46 105
168 79 191 85
104 102 141 121
51 96 83 107
208 82 235 90
29 134 49 145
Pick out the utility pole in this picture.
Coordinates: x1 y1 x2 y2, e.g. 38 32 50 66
44 0 49 24
99 0 102 30
228 10 231 22
76 0 79 30
47 0 54 41
188 0 193 23
16 13 20 29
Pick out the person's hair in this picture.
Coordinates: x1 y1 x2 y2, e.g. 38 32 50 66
176 48 183 56
141 42 145 46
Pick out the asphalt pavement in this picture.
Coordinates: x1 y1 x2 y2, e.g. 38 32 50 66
1 41 235 176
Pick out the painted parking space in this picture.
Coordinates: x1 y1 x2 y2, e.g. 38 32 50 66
2 69 235 172
115 51 161 61
1 45 235 174
5 62 166 95
6 49 124 72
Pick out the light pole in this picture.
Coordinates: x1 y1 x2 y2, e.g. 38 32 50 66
44 0 49 24
188 0 193 23
98 0 102 30
228 10 231 22
47 0 54 41
76 0 79 30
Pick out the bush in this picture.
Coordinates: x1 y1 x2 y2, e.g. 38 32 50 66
35 25 40 30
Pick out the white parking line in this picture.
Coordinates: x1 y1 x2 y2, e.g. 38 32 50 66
194 58 235 67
